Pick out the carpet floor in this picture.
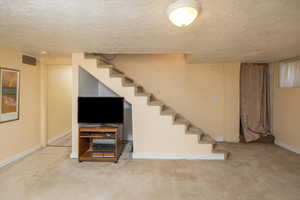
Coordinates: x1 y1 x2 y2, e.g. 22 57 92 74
0 137 300 200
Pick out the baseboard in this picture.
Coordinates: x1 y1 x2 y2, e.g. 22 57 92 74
132 153 225 160
47 130 71 145
0 145 43 168
275 140 300 155
70 152 78 159
215 137 225 142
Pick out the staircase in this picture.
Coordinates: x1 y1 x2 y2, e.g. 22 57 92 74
75 53 229 160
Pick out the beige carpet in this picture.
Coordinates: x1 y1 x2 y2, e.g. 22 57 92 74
0 139 300 200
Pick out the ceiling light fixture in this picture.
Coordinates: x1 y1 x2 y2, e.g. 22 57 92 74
166 0 201 27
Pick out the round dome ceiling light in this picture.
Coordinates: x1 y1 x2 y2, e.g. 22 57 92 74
166 0 201 27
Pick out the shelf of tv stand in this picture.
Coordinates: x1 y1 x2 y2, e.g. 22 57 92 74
78 126 124 163
79 135 115 139
79 127 118 133
79 151 116 162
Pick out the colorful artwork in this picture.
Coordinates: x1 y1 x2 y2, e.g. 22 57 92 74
2 71 18 113
0 68 20 123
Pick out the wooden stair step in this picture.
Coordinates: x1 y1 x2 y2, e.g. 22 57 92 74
135 86 152 97
134 86 152 97
136 92 151 97
136 85 144 91
97 63 114 68
135 86 151 96
148 94 163 105
174 117 190 125
124 77 134 82
84 53 99 59
149 94 156 101
111 72 125 78
149 100 164 106
111 68 124 75
196 134 205 143
212 149 230 160
122 77 136 87
161 107 176 116
188 125 202 133
199 134 216 145
123 82 136 87
187 127 204 136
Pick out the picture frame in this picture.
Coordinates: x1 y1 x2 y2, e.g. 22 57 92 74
0 67 20 123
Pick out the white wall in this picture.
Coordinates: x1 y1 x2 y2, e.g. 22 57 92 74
0 48 41 163
272 62 300 152
47 63 72 143
98 81 118 97
79 67 99 97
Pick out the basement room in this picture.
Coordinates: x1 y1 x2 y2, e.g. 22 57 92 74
0 1 299 200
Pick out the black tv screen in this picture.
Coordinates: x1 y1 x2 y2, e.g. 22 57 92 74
78 97 124 124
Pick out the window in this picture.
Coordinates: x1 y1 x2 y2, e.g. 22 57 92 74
279 60 300 88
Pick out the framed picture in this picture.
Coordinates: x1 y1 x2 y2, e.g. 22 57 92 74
0 68 20 123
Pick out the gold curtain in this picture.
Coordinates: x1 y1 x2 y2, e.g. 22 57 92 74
240 63 270 142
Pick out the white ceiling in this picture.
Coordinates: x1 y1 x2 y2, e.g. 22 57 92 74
0 0 300 63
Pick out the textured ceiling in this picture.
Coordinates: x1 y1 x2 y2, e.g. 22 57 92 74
0 0 300 63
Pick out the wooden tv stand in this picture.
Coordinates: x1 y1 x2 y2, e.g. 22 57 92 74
78 125 125 163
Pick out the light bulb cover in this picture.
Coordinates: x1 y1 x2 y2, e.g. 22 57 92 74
166 0 201 27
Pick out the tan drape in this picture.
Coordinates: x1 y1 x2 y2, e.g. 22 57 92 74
240 63 270 142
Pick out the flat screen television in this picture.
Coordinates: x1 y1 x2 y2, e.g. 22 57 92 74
78 97 124 124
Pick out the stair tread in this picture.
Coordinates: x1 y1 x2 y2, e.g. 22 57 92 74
149 100 164 106
111 68 124 74
174 117 190 125
200 134 216 144
161 108 176 115
212 149 230 160
97 63 114 68
124 76 134 81
123 82 136 87
111 72 125 77
135 85 149 96
122 77 136 87
136 92 151 97
187 128 203 134
175 118 189 122
135 85 144 91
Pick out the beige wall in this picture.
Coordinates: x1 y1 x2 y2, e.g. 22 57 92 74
272 62 300 150
46 59 72 142
114 54 240 142
0 48 41 163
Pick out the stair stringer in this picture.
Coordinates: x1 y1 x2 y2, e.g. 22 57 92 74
80 57 222 158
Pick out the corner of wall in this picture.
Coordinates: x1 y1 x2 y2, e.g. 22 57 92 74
39 58 48 147
71 53 85 158
223 62 241 143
